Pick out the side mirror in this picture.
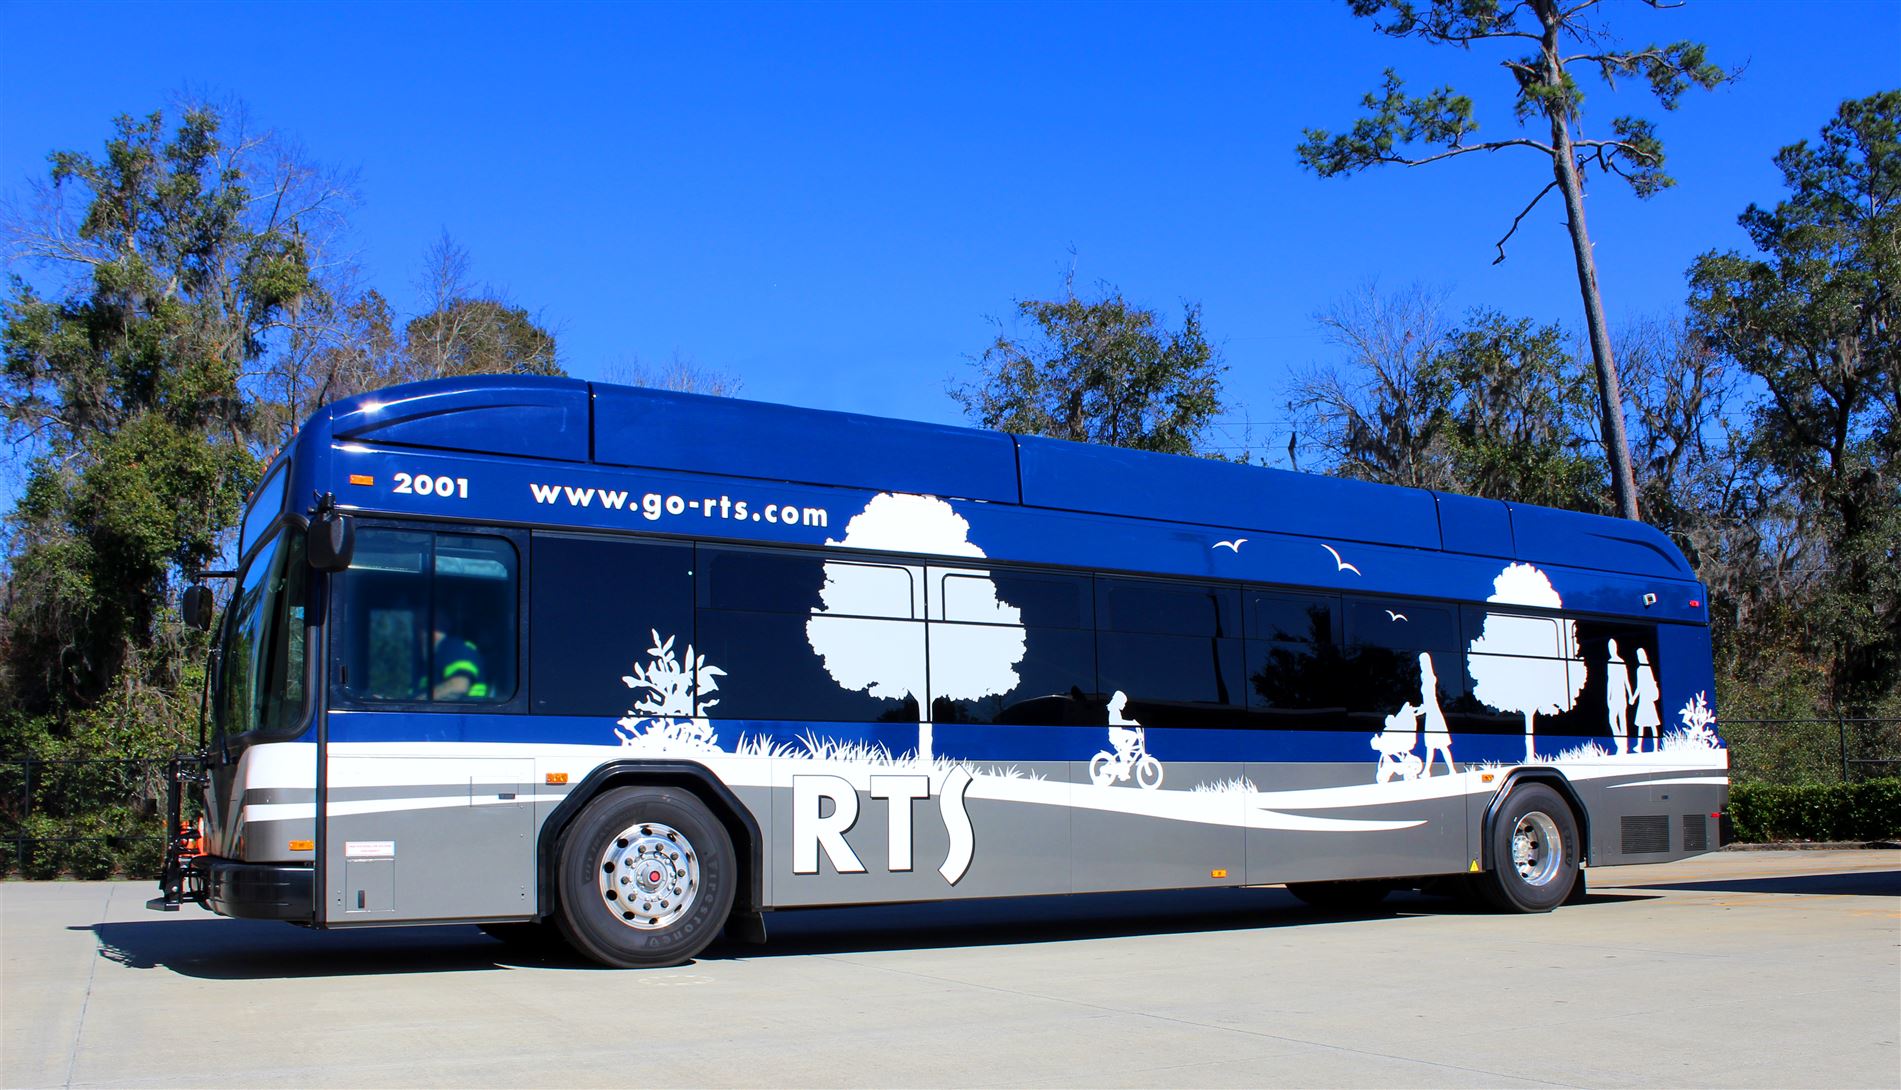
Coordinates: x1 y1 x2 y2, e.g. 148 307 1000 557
181 585 216 631
308 508 355 572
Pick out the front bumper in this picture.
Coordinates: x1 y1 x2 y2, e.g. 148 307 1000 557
202 858 315 921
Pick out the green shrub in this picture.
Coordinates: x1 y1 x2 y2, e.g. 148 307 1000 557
3 806 167 879
1728 779 1901 842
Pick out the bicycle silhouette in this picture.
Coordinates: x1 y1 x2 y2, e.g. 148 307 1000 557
1090 691 1163 790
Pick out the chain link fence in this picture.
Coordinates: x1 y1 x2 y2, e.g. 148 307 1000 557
1 758 179 879
3 716 1897 877
1718 716 1901 785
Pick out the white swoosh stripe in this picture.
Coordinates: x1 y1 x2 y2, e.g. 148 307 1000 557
1607 776 1729 788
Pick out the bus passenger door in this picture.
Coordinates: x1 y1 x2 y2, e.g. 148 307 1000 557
320 523 536 925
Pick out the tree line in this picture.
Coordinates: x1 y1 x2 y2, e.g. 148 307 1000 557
957 88 1899 772
0 106 734 870
0 85 1892 874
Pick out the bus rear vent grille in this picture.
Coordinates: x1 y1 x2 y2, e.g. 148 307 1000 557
1682 814 1709 853
1621 815 1670 854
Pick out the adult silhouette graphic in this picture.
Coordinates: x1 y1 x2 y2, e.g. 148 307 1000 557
1632 647 1661 753
1604 639 1634 755
1417 652 1454 776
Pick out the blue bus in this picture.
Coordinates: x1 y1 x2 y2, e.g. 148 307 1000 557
155 375 1729 967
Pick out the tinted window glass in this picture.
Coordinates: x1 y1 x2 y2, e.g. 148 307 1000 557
239 459 289 561
217 528 308 737
698 548 826 613
1099 578 1240 637
1342 644 1468 736
336 528 518 705
1523 617 1661 742
694 546 929 723
816 560 918 619
1452 606 1585 735
532 535 693 716
1251 593 1336 644
698 609 922 722
1346 600 1459 652
963 569 1093 630
1097 631 1244 726
931 627 1096 726
1247 640 1352 727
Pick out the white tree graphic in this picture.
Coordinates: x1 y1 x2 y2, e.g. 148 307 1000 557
616 630 727 753
806 493 1025 762
1673 691 1721 751
1467 563 1585 762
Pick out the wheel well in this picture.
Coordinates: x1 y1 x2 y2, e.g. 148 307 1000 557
535 761 763 921
1480 770 1590 871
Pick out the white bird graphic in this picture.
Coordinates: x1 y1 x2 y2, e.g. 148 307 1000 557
1320 544 1362 575
1213 538 1247 552
1385 610 1408 622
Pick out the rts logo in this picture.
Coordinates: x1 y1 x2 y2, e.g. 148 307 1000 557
791 769 974 884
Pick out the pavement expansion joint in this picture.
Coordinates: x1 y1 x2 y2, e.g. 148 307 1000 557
61 884 112 1090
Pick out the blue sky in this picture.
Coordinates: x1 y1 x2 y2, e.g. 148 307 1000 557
2 0 1897 467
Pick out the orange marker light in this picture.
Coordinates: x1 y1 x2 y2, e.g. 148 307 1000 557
1481 772 1496 783
348 474 375 486
545 772 569 785
289 839 314 851
1210 869 1228 879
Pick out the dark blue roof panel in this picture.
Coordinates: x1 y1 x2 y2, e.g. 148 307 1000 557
1508 503 1693 579
308 376 1696 581
1435 491 1515 561
590 384 1020 503
1015 435 1442 550
328 376 590 462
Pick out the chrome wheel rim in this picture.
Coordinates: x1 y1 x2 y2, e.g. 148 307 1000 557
598 821 700 930
1510 811 1564 887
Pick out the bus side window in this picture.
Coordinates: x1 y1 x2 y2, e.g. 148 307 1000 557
431 534 519 703
1095 577 1245 726
695 546 925 723
335 528 519 706
929 568 1095 727
531 535 693 716
1246 592 1345 728
1537 616 1661 740
1341 598 1460 733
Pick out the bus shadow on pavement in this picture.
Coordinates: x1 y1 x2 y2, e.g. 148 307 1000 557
74 919 591 979
74 885 1663 977
700 885 1653 961
1612 869 1901 897
708 887 1317 960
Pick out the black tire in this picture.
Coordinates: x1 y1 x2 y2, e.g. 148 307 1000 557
553 785 736 968
1285 879 1393 912
1565 866 1589 905
1475 783 1580 912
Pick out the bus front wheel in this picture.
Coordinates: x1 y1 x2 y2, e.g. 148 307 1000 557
554 786 736 968
1477 783 1579 912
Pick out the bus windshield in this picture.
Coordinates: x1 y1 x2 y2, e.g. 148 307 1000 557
216 527 308 739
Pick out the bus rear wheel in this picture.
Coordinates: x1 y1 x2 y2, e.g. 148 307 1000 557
554 786 736 968
1476 783 1579 912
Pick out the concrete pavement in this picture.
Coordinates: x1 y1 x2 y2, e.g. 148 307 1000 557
2 850 1896 1088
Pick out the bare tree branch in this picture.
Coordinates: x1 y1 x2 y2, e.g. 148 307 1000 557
1493 180 1561 264
1380 137 1556 167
